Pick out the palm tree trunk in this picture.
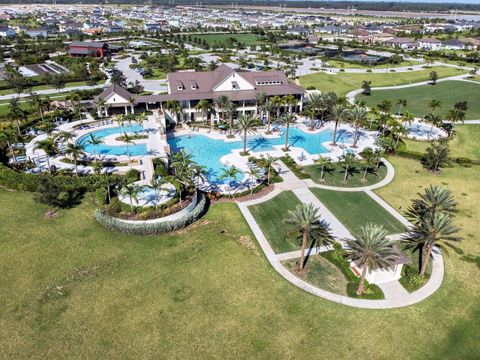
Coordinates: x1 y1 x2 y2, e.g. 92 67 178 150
357 265 368 295
74 158 78 176
243 130 247 153
285 124 290 150
267 112 271 133
320 166 324 181
299 229 308 271
419 245 433 277
352 126 359 148
344 165 349 182
7 141 17 165
363 166 368 180
332 121 338 146
46 155 52 174
15 119 21 136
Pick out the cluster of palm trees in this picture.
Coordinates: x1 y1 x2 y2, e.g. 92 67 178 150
403 185 462 278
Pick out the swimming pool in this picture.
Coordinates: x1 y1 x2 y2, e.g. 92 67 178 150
168 127 352 184
404 122 441 138
77 124 149 157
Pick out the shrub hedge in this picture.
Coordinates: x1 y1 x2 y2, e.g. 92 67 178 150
0 164 104 192
280 155 312 179
94 192 208 236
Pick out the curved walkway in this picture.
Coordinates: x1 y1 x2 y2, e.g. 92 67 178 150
237 160 444 309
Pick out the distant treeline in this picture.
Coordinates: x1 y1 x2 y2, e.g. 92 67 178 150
0 1 479 13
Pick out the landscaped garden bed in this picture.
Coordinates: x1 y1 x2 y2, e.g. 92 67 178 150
304 162 388 187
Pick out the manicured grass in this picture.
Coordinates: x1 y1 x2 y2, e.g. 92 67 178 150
402 124 480 160
248 190 302 253
323 59 421 70
299 66 466 96
0 80 103 95
144 69 166 80
357 80 480 120
303 162 387 187
193 33 263 46
0 162 480 358
309 189 406 237
399 247 432 293
283 255 349 295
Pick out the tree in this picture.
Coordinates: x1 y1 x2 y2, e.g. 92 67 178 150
403 211 462 277
225 100 237 137
149 177 166 210
396 98 407 115
195 99 213 125
345 223 399 295
284 203 334 271
169 150 200 203
236 114 257 154
85 133 104 161
255 91 267 124
429 71 439 85
164 100 182 123
33 178 73 216
215 95 230 123
328 104 351 146
429 99 442 115
279 113 296 151
264 100 277 133
423 140 449 172
361 80 372 96
314 155 332 182
262 154 278 186
245 166 261 195
446 108 465 139
34 137 57 173
121 183 141 212
405 185 457 225
361 148 376 181
118 132 134 161
424 113 442 140
220 166 240 197
65 143 85 175
350 105 368 148
8 97 26 135
340 152 356 182
0 125 18 165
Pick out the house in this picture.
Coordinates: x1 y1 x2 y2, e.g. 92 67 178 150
286 26 311 36
144 23 162 31
386 37 418 50
94 65 305 122
69 41 110 58
418 38 443 51
442 39 470 51
0 26 16 38
26 27 50 38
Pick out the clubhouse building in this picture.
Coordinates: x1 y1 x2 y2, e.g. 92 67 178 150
94 64 305 123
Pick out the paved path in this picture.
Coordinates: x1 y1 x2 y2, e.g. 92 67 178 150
0 82 109 101
237 162 445 309
115 57 168 93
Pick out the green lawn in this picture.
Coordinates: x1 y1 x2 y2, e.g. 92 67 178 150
357 81 480 120
402 124 480 160
0 80 103 96
299 66 466 96
309 189 406 237
303 162 387 187
193 33 263 47
283 255 348 295
248 190 302 253
0 164 479 357
323 59 421 70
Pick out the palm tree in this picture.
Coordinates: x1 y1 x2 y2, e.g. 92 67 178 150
328 104 350 146
85 133 104 161
0 125 18 165
225 100 237 137
215 95 230 123
65 143 85 175
236 114 257 155
169 150 199 203
429 99 442 115
350 105 368 148
262 154 279 186
405 185 457 224
245 166 261 195
424 113 442 140
264 100 277 133
121 183 141 213
96 97 107 118
195 99 212 125
255 91 267 123
149 177 166 210
284 203 334 271
361 149 376 181
403 211 462 277
8 97 26 135
314 155 332 182
127 96 136 114
118 132 134 161
164 100 182 123
114 114 125 132
446 108 465 139
283 94 297 113
396 98 407 115
68 92 82 120
30 93 51 124
340 152 356 182
280 113 296 151
345 223 399 295
220 166 241 197
34 137 57 173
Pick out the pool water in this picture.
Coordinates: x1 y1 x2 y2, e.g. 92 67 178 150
405 122 440 138
77 124 149 157
168 127 352 184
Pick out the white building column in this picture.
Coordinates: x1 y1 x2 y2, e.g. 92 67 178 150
124 106 128 115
